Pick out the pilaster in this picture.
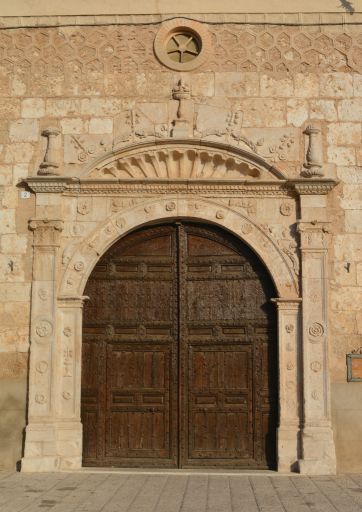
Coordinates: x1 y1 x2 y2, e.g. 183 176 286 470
22 219 64 471
273 298 302 472
295 182 337 475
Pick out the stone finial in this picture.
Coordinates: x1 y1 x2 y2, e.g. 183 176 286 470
38 127 60 176
301 125 324 178
171 79 191 138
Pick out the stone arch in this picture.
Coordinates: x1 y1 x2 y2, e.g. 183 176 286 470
59 195 299 300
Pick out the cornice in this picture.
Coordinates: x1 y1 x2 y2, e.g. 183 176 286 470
24 177 338 196
1 13 362 29
292 179 339 195
24 177 298 196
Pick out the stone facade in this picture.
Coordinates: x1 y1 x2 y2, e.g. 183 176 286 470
0 11 362 473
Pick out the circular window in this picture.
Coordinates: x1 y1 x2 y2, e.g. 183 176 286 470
166 31 201 63
154 19 211 71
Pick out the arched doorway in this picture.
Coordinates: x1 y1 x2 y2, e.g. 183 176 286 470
81 221 278 469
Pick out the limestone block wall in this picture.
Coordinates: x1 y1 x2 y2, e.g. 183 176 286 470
0 17 361 471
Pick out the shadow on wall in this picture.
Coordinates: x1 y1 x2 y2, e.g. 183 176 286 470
339 0 355 13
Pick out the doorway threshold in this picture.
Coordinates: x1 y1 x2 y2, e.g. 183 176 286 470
70 467 298 477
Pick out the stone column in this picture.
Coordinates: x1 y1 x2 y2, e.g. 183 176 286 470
295 183 337 475
22 219 64 472
273 298 302 473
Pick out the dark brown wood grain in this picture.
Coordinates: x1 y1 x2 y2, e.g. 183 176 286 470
81 222 277 468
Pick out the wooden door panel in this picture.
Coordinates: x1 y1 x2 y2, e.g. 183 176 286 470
106 345 171 459
82 226 178 467
82 222 277 469
181 224 277 468
188 346 252 461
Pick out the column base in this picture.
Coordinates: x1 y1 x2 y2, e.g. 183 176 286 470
298 425 336 475
277 425 301 473
21 421 82 472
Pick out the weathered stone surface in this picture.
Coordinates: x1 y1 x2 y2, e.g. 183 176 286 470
327 123 361 146
88 118 113 134
9 120 38 142
287 98 308 127
320 73 354 98
215 72 259 97
310 100 338 121
21 98 45 119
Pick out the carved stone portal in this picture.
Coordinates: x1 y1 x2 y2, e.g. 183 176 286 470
22 139 337 475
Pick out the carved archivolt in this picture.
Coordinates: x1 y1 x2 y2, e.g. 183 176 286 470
59 196 299 299
84 141 285 181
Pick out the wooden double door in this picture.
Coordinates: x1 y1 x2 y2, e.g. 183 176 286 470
81 222 277 469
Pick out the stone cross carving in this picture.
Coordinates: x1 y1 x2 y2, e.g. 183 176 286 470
38 128 60 176
171 79 191 138
302 125 324 177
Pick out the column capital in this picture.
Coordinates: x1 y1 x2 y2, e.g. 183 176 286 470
29 218 63 247
57 295 89 308
271 297 302 310
297 220 331 250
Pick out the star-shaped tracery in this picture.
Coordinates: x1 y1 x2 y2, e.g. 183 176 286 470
166 32 201 63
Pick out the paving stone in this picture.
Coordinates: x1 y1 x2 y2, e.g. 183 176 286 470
0 472 361 512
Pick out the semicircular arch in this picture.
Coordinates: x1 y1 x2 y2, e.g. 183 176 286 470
59 196 299 300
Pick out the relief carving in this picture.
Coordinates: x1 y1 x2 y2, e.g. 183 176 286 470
165 201 176 211
65 134 112 163
62 392 72 400
114 106 168 147
74 261 85 272
77 198 92 216
240 223 253 235
63 327 72 337
280 202 293 216
228 199 256 215
35 393 47 404
38 289 48 301
285 324 294 333
309 322 325 338
63 347 73 378
35 320 53 339
172 79 191 138
310 361 322 373
35 361 48 374
311 390 320 401
267 134 295 162
89 145 268 181
0 25 360 103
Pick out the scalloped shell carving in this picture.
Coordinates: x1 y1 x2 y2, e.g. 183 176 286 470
88 146 276 181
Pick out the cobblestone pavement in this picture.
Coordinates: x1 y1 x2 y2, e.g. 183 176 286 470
0 470 362 511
